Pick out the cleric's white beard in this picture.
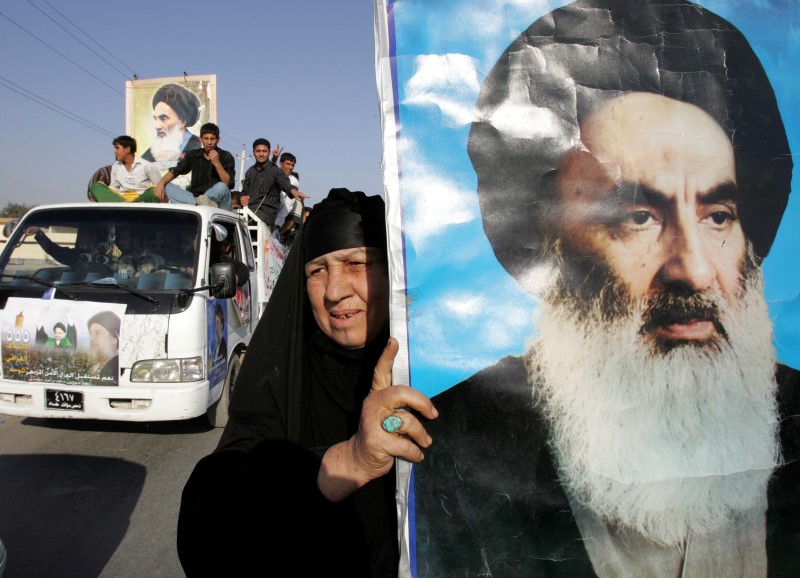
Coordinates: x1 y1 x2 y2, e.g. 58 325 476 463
528 264 781 547
150 123 186 160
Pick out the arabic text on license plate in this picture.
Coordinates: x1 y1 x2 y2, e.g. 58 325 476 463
45 389 84 411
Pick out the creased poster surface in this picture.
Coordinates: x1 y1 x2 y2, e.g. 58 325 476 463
375 0 800 575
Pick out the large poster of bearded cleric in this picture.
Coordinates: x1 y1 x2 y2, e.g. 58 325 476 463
126 75 216 174
375 0 800 575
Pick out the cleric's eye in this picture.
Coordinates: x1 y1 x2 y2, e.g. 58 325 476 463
627 210 653 226
709 211 735 226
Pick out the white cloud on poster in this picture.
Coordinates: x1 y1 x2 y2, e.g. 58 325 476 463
398 138 478 252
399 1 557 109
403 54 481 127
410 288 535 373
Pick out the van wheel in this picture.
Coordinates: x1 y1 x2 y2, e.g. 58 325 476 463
207 354 241 428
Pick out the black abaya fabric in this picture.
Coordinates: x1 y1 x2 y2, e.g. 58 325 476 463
177 189 398 577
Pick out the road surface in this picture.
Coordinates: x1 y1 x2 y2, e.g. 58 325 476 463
0 414 222 577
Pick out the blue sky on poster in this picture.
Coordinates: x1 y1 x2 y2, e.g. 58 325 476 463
0 0 383 208
385 0 800 395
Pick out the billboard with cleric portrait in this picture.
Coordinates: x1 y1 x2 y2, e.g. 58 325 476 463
375 0 800 575
126 75 216 176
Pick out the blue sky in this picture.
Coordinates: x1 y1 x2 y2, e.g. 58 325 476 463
0 0 384 208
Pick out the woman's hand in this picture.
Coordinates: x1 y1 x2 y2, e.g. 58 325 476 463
318 337 438 501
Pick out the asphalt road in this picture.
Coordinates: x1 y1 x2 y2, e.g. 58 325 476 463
0 414 223 578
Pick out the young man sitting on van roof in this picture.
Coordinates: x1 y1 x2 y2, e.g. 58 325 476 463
89 136 162 203
153 123 235 211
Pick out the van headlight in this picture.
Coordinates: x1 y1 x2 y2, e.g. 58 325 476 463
130 357 203 382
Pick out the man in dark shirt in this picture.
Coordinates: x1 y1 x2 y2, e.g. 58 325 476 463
154 123 234 211
241 138 305 228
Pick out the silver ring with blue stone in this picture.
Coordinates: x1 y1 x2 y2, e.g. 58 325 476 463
382 414 404 434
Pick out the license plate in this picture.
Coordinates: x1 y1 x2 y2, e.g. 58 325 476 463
45 389 84 411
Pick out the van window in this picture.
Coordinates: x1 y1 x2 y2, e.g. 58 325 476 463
0 208 201 290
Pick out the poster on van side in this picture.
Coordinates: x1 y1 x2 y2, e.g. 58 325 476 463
233 282 251 327
1 298 127 386
375 0 800 575
207 300 227 387
263 230 289 302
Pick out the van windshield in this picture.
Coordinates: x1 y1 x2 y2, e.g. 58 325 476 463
0 207 201 291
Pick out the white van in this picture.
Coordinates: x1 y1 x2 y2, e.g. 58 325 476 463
0 203 259 427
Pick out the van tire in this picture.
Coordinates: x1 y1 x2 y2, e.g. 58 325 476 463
207 353 241 428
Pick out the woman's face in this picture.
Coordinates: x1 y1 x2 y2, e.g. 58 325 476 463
305 247 389 349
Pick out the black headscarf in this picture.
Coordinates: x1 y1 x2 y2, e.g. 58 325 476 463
219 187 388 450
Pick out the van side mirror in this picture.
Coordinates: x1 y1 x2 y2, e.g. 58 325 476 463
210 262 236 299
3 220 19 239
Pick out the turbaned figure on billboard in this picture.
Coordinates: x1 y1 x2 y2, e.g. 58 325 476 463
126 75 216 175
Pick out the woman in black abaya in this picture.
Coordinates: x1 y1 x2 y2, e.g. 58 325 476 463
177 188 437 577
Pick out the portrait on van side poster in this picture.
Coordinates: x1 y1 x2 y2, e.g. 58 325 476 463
374 0 800 575
1 298 126 387
207 300 228 389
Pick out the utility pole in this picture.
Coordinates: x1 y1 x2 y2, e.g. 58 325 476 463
236 144 251 191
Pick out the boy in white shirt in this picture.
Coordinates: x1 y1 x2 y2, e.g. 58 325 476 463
90 136 163 202
275 152 304 243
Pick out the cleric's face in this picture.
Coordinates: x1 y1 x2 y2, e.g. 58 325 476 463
89 322 117 362
215 314 224 345
555 92 746 350
153 102 185 138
